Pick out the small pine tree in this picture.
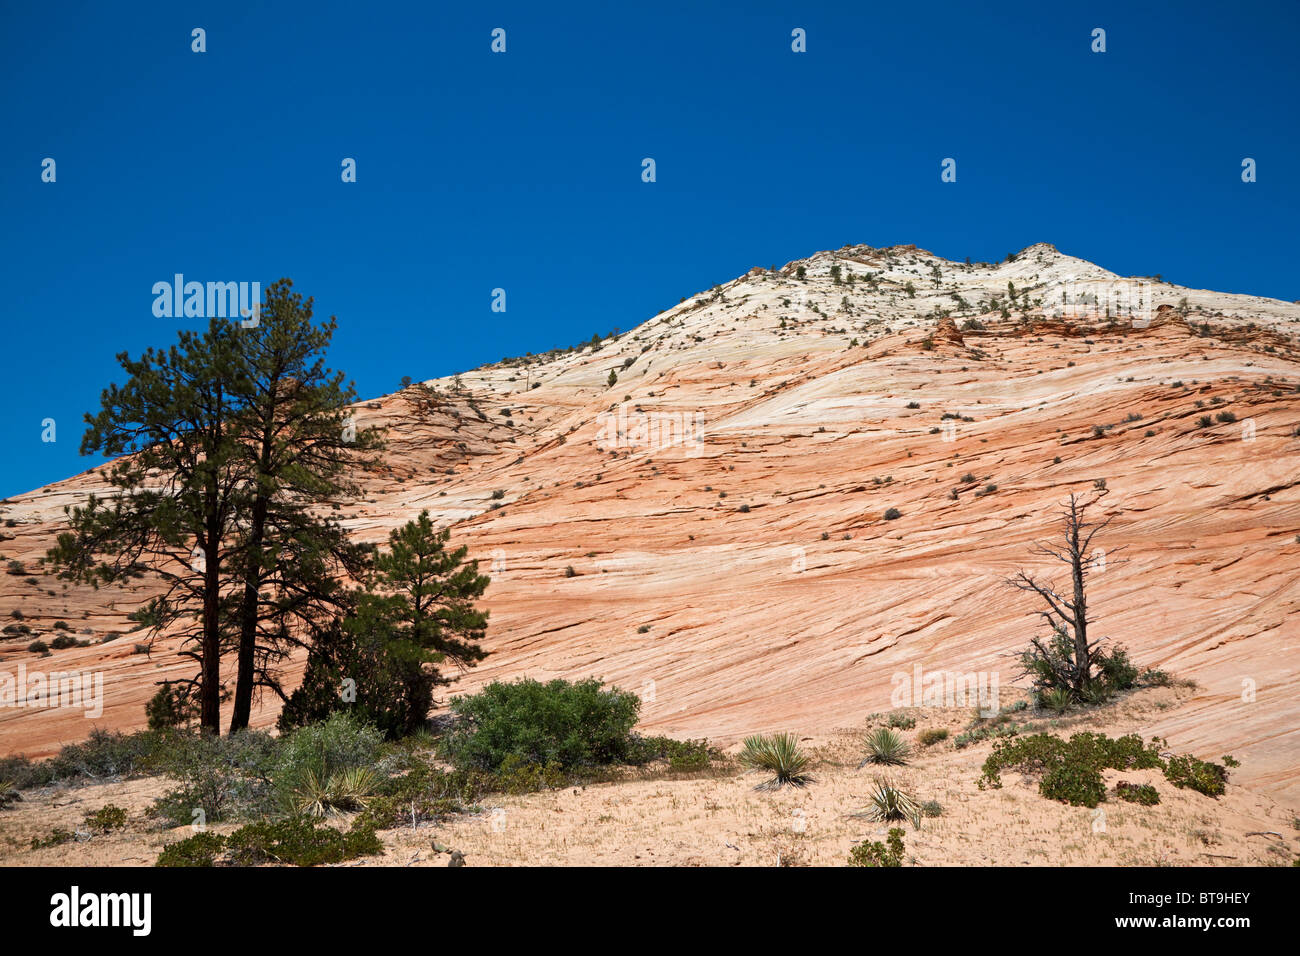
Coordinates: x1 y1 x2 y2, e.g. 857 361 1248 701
283 511 489 738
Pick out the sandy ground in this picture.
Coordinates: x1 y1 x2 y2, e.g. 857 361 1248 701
3 688 1297 867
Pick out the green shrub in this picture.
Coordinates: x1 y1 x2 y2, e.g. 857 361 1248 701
26 640 48 655
225 816 383 867
150 730 278 825
980 732 1170 808
626 735 715 771
883 507 902 520
1094 645 1140 691
848 827 905 867
20 728 173 787
860 728 911 766
273 713 383 815
84 804 128 832
1163 754 1228 797
444 678 641 772
885 711 917 730
918 728 949 746
156 831 227 867
739 733 812 790
921 799 943 817
31 827 75 850
1115 781 1160 805
49 634 78 650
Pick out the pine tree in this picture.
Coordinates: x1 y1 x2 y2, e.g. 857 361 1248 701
225 279 381 732
50 281 380 735
282 511 489 738
49 320 250 733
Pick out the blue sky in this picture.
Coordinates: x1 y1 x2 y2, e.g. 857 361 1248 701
1 0 1296 498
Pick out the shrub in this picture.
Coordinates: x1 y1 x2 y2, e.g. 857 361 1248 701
50 634 78 650
979 732 1167 808
6 560 25 575
883 507 902 520
1115 781 1160 805
155 831 227 867
84 804 128 832
738 733 812 790
1040 687 1073 714
626 735 715 771
273 713 383 815
225 816 383 867
847 827 905 867
863 778 921 827
26 640 48 655
31 828 75 850
1163 754 1228 797
444 678 641 772
1093 645 1140 691
885 712 916 730
921 799 943 817
150 730 278 825
23 728 173 787
860 728 911 766
918 728 949 746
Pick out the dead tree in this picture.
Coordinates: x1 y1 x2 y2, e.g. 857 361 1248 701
1008 492 1122 694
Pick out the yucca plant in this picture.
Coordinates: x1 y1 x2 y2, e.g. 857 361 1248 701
288 766 376 817
859 728 911 767
739 733 812 791
862 777 922 828
1040 687 1074 714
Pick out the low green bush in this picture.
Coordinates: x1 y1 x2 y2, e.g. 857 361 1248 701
225 816 383 867
1115 781 1160 805
980 732 1225 807
1163 754 1228 797
84 804 128 831
31 827 75 850
272 712 384 816
156 831 227 867
848 827 905 867
149 730 278 826
444 678 641 772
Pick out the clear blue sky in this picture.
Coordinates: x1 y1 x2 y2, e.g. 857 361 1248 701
1 0 1296 498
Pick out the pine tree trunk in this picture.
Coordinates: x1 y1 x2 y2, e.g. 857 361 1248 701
228 496 266 732
200 533 222 735
230 385 278 733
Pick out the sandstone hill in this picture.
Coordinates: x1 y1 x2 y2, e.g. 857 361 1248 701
3 242 1297 807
